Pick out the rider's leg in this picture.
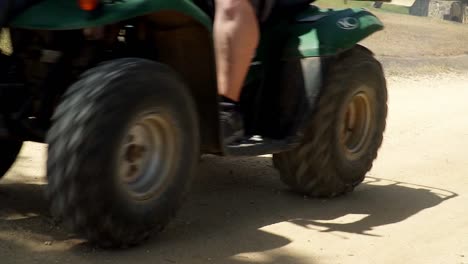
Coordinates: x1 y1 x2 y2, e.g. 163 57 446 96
214 0 261 143
213 0 260 102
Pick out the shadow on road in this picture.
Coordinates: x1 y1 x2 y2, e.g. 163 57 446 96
288 176 457 236
0 155 458 264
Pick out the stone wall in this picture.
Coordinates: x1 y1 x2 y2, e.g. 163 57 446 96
411 0 468 23
463 6 468 22
428 0 464 21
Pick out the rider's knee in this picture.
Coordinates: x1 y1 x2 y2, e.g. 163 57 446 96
215 0 253 20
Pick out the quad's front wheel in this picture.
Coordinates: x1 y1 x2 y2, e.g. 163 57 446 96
273 46 387 197
47 59 199 247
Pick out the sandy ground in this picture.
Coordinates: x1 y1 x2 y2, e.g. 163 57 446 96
2 9 468 264
1 72 468 264
363 12 468 57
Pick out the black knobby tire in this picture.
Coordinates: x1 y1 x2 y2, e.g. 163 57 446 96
46 58 200 247
0 140 22 179
273 46 387 197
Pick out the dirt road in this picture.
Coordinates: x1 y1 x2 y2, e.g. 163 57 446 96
362 12 468 57
1 70 468 264
2 10 468 264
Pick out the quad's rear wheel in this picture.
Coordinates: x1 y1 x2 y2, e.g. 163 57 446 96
273 46 387 197
0 140 22 179
47 59 199 247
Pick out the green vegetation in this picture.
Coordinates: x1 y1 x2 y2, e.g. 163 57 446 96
316 0 410 15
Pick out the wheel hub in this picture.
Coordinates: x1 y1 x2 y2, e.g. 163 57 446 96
118 111 178 201
340 90 373 160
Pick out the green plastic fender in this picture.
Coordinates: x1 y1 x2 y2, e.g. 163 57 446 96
283 7 384 58
10 0 212 30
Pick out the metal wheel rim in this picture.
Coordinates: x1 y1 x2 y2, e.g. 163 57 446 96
340 89 373 160
118 110 178 201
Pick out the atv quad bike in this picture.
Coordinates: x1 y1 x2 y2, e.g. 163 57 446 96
0 0 387 247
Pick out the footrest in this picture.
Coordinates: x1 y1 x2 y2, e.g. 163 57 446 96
224 135 299 156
